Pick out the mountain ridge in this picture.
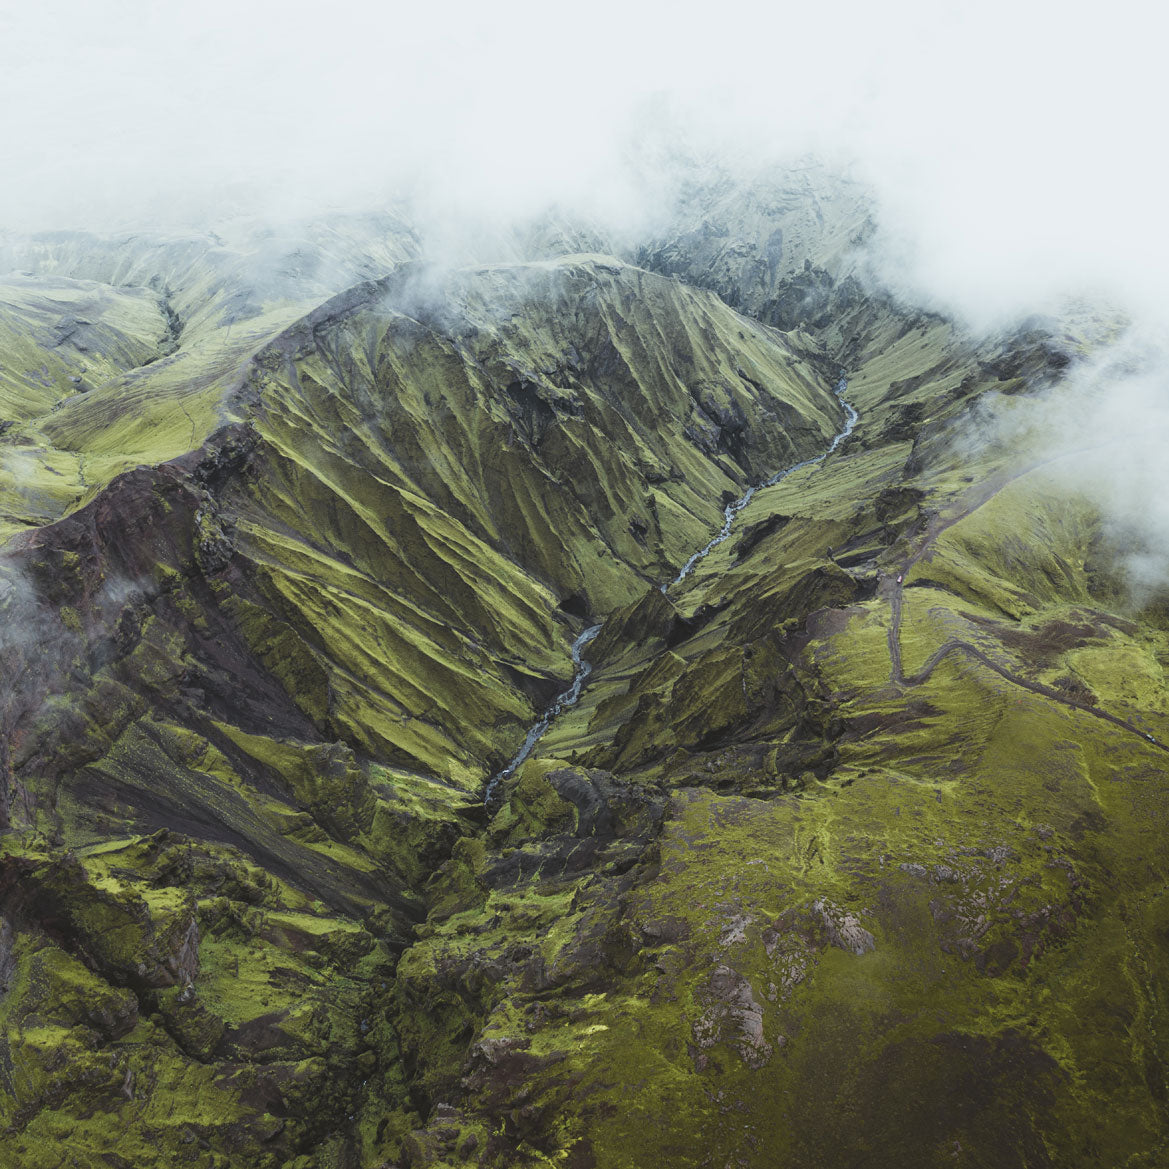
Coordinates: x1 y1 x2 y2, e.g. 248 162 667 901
2 171 1167 1168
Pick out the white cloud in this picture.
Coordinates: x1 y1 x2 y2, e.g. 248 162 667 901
967 325 1169 602
2 1 1168 325
3 0 1169 606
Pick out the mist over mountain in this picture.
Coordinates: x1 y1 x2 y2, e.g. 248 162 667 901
3 4 1169 1168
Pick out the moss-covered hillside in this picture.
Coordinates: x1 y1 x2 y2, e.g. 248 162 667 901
1 184 1166 1168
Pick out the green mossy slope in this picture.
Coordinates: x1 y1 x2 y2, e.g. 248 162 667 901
3 182 1168 1167
217 256 844 783
391 299 1169 1167
2 234 853 1165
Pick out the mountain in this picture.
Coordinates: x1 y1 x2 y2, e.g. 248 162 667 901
1 171 1166 1169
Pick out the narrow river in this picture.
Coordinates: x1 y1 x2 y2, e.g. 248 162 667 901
484 623 602 803
484 374 857 804
664 375 857 591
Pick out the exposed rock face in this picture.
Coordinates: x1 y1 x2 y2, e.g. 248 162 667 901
693 964 773 1069
2 171 1168 1168
811 897 876 955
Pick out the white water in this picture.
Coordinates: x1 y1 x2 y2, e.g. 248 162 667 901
484 623 601 803
484 376 857 804
662 375 857 592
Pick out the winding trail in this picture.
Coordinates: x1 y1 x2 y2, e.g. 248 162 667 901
883 475 1169 755
484 374 859 803
485 375 1166 808
894 627 1169 753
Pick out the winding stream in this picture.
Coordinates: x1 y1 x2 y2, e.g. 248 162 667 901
484 374 857 804
665 375 857 590
484 623 602 803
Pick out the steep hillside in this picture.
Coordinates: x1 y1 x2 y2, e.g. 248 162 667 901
1 176 1167 1169
0 215 420 539
636 160 874 331
389 297 1169 1167
0 234 852 1166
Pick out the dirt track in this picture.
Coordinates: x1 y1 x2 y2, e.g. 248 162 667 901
882 476 1169 756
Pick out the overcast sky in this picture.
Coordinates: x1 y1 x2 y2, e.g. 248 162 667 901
3 0 1169 600
2 0 1168 325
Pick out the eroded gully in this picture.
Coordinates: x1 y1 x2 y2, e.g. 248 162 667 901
484 375 858 804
